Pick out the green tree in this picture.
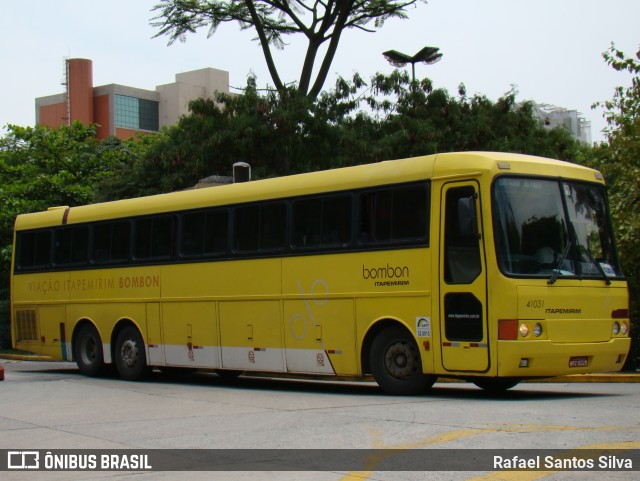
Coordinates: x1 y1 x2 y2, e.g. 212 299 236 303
327 71 581 162
0 123 136 347
105 72 583 199
102 76 351 198
152 0 424 99
587 43 640 369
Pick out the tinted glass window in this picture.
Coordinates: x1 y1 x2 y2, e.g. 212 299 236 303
17 230 51 270
181 210 228 257
92 221 130 263
54 226 89 265
359 184 429 244
235 203 286 252
134 216 175 259
292 195 351 248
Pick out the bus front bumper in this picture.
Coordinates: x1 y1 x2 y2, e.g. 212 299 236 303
497 338 631 378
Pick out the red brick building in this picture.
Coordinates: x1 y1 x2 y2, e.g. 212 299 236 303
36 58 230 140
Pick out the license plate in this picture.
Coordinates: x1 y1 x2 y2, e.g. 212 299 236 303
569 356 589 368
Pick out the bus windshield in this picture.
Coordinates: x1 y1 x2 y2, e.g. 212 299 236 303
492 176 623 280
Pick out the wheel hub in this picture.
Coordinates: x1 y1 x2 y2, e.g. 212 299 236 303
81 336 97 364
120 339 139 369
384 341 416 379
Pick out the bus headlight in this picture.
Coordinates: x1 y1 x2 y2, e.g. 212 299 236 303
533 323 542 337
612 322 620 335
620 322 629 335
519 323 529 337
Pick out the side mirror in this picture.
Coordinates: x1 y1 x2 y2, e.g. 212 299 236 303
458 194 479 239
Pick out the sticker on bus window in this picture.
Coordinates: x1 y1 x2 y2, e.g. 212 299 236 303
416 317 431 337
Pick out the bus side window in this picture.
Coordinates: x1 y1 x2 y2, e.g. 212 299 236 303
235 203 286 253
321 196 351 246
444 186 481 284
359 184 429 245
292 195 351 249
260 203 286 250
135 216 175 259
292 199 322 247
16 230 52 271
203 210 228 255
54 226 89 266
181 209 228 257
92 221 131 264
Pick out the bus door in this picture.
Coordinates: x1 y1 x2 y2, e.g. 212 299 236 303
438 181 489 372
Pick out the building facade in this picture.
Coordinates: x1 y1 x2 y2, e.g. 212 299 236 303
533 103 592 145
36 58 230 140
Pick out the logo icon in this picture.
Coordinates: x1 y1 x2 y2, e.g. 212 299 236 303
8 451 40 470
416 317 431 337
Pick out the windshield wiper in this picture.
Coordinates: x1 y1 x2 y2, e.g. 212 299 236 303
548 241 572 285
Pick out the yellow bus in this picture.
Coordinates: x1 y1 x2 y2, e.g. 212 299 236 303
10 152 631 394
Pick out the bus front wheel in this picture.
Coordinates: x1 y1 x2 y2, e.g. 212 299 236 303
114 326 151 381
370 326 435 395
74 323 104 377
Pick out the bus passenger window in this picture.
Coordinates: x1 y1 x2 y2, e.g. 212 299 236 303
16 230 52 270
292 196 351 249
135 216 175 259
321 196 351 246
359 184 429 245
292 199 321 247
235 203 286 252
260 203 286 250
204 210 228 254
235 206 259 252
54 226 89 266
180 212 205 256
93 221 131 263
181 210 228 257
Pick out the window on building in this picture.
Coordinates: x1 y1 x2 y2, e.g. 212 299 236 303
115 94 159 131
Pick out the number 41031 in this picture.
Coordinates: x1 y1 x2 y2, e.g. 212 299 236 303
526 299 544 309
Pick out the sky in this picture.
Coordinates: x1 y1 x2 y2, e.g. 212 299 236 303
0 0 638 143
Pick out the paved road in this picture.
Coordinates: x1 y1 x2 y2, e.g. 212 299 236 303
0 360 638 480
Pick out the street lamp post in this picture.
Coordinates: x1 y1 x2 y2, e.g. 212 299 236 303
383 46 443 82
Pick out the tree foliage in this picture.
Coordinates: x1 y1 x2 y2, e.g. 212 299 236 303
102 72 581 199
343 71 580 162
585 43 640 368
151 0 423 99
0 123 139 347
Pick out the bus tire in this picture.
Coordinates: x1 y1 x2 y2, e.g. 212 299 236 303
114 325 151 381
74 323 104 377
370 326 435 395
473 379 519 392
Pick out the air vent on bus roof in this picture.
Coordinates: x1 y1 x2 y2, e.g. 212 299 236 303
233 162 251 183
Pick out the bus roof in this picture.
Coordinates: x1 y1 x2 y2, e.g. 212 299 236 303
14 152 603 231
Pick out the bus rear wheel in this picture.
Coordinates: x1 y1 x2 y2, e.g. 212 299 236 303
370 326 435 395
114 326 151 381
74 324 104 377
